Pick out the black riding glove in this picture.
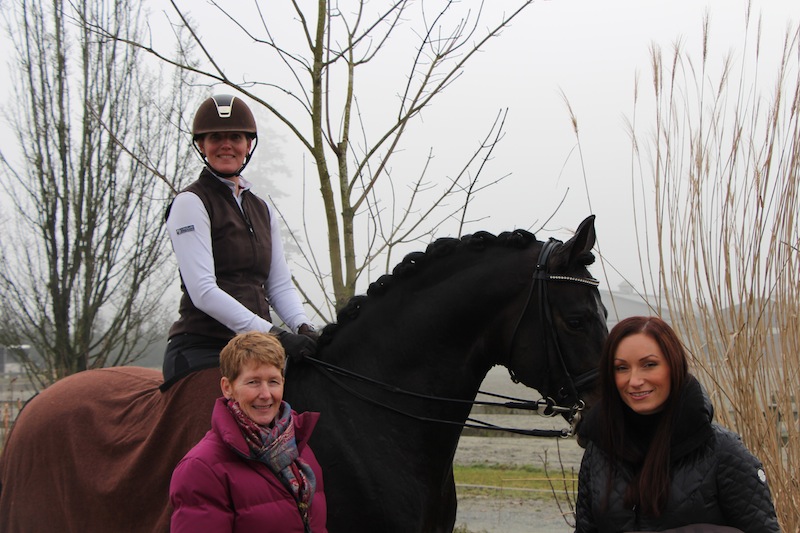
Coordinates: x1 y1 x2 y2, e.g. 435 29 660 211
270 326 317 362
298 323 320 342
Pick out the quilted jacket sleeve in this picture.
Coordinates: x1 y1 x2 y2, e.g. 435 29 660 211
170 456 235 533
575 444 598 533
714 427 780 532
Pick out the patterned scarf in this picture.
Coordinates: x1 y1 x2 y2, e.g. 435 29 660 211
226 399 316 531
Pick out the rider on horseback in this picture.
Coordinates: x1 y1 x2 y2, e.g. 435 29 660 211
162 95 318 390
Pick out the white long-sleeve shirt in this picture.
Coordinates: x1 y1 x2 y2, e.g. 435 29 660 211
166 174 309 334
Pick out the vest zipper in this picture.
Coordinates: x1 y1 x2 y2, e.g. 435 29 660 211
239 192 256 236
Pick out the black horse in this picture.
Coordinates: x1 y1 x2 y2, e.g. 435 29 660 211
286 216 607 531
0 216 606 533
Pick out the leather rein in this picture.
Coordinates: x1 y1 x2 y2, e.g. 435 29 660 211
304 238 600 439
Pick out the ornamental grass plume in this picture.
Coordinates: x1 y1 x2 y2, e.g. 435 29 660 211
628 9 800 530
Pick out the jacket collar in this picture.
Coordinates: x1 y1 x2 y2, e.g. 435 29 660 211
669 375 714 461
198 167 254 195
211 396 320 457
580 374 714 463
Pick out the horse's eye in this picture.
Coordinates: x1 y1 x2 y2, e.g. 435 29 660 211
566 318 583 330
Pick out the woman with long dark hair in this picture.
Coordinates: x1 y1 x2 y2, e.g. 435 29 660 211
575 316 779 532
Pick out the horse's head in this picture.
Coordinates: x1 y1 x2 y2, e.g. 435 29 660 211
504 216 608 420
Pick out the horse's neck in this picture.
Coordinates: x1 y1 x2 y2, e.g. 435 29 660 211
326 251 528 398
293 243 538 425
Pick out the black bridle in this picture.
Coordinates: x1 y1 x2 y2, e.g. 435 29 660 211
303 237 601 438
509 239 600 395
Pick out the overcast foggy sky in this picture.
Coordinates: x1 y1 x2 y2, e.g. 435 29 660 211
164 0 799 297
419 0 799 294
0 0 797 305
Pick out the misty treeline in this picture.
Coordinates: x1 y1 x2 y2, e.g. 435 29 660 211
0 0 196 386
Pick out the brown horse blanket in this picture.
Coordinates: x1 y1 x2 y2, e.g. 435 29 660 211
0 366 221 533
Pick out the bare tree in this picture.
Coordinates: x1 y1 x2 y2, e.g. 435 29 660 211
95 0 532 316
0 0 197 387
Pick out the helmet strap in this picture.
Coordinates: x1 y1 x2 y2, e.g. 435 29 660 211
192 136 259 179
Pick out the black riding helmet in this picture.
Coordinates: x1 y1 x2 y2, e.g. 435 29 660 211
192 94 259 178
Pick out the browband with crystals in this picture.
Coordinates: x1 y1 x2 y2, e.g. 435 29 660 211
547 275 600 287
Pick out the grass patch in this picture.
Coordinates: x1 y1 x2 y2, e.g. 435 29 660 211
453 463 577 502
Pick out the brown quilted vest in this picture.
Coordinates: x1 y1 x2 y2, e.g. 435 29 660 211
168 168 273 340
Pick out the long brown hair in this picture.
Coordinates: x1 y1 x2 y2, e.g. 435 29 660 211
597 316 689 516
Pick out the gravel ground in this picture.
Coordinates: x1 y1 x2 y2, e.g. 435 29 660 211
454 435 582 533
452 368 587 532
454 434 584 471
455 496 575 533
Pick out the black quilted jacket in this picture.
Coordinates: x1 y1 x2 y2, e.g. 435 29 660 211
574 376 780 532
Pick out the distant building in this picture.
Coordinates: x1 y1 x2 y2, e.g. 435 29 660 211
601 282 669 329
0 345 30 374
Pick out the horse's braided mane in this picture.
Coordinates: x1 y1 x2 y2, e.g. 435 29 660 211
317 230 536 348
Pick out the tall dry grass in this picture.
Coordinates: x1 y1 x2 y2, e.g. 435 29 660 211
629 9 800 530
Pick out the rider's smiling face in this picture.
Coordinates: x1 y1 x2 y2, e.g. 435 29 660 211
197 131 252 176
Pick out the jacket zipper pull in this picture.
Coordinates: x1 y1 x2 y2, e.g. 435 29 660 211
240 193 255 235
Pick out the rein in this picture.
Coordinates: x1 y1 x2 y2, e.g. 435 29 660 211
303 237 601 439
304 354 577 438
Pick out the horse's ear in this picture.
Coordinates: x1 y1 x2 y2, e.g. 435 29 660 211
564 215 597 265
